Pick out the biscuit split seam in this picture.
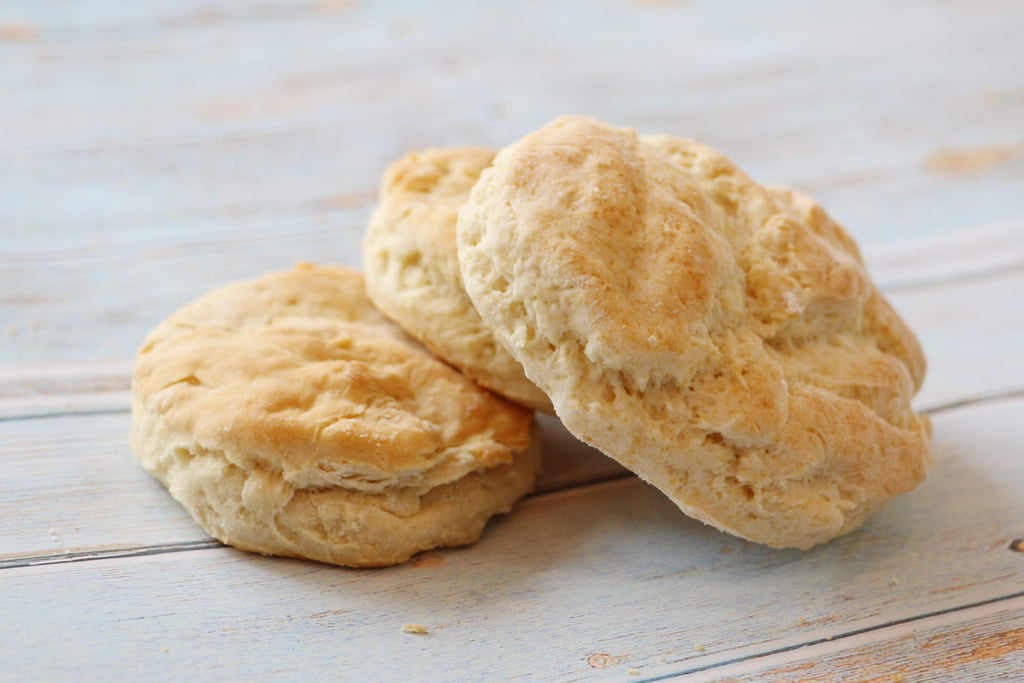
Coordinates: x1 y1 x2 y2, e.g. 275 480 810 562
131 264 541 568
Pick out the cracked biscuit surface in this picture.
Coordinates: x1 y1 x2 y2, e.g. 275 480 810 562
457 115 930 549
131 263 540 567
363 148 553 412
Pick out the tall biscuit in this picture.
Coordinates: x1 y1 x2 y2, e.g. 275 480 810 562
131 264 541 567
457 115 931 549
363 148 553 412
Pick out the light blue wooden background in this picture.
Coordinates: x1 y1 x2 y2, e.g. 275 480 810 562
1 1 1022 680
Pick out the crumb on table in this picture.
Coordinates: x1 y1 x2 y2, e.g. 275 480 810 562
402 623 429 635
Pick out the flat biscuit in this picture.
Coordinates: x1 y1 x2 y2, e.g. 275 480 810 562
131 263 541 567
457 115 931 549
363 148 553 412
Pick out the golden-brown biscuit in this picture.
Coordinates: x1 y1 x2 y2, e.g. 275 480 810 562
457 115 931 549
131 263 541 567
363 148 553 412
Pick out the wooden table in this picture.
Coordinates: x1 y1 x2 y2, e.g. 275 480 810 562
2 1 1023 680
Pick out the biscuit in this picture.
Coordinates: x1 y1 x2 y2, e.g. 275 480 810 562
363 148 553 412
131 263 541 567
457 115 931 549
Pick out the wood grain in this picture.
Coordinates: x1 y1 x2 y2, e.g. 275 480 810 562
3 230 1023 410
1 395 1022 680
0 411 623 560
689 596 1024 683
3 0 1023 679
888 268 1024 411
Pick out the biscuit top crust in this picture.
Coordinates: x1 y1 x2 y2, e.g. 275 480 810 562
464 119 739 389
133 264 533 494
457 115 930 548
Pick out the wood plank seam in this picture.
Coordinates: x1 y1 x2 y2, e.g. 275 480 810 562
879 260 1024 293
0 539 224 571
2 384 1024 570
921 387 1024 417
0 468 639 571
0 406 129 423
4 379 1024 569
632 591 1024 682
5 380 1024 425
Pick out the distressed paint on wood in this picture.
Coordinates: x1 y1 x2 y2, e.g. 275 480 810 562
3 232 1024 411
3 0 1024 679
887 269 1024 411
2 2 1023 360
687 596 1024 683
0 358 132 418
1 396 1022 681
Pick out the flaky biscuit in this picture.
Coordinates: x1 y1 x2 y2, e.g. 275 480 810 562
363 148 553 412
457 115 931 549
131 263 541 567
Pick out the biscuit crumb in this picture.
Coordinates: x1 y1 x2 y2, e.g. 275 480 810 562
402 623 429 634
627 669 640 676
798 616 806 626
1010 539 1024 552
890 674 904 682
889 577 899 585
694 644 705 652
161 646 169 653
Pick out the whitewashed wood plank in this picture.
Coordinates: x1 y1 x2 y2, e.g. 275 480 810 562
0 239 1020 558
1 209 370 364
5 255 1023 416
0 359 132 419
0 396 1021 680
0 412 209 558
887 269 1024 411
0 411 623 560
685 596 1024 683
4 0 1020 150
1 1 1020 678
864 220 1024 291
3 0 1022 377
1 0 1021 248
